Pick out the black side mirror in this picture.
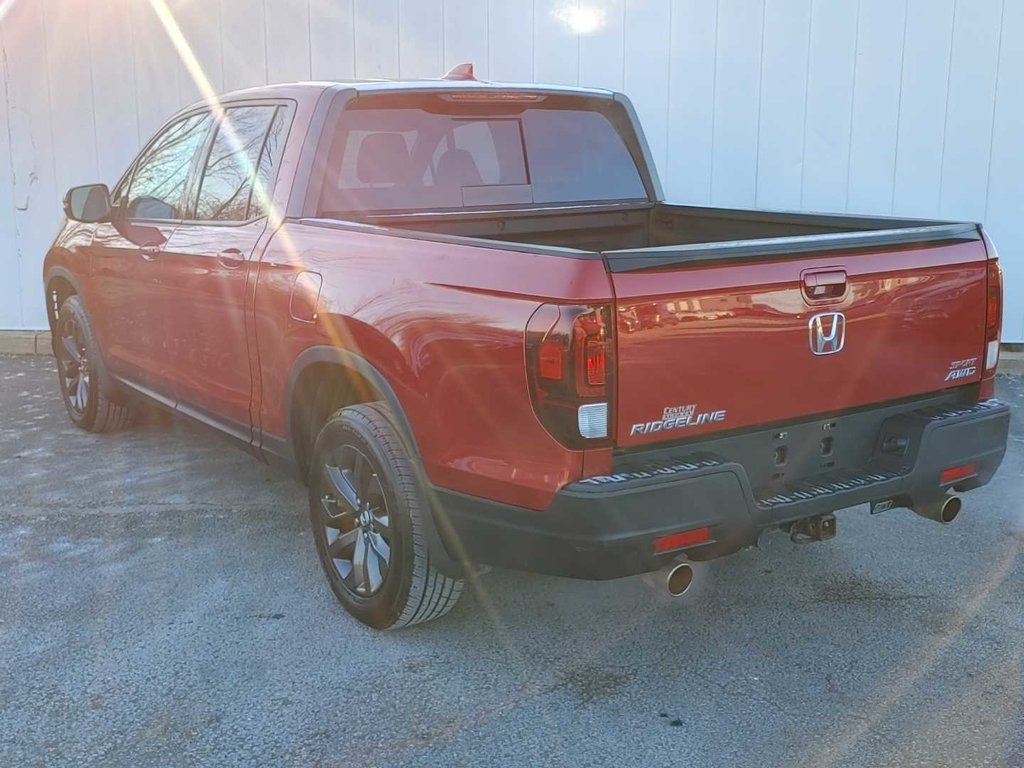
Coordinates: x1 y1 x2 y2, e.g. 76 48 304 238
64 184 112 223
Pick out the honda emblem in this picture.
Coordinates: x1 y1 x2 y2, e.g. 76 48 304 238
809 312 846 355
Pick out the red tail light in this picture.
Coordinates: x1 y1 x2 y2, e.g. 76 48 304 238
585 339 607 387
985 260 1003 352
979 231 1002 400
526 304 614 448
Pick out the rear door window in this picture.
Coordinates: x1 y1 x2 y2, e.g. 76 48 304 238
248 108 290 219
194 106 277 221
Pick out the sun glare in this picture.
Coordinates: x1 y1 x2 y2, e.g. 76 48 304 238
553 4 607 35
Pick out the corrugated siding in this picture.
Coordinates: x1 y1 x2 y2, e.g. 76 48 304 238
1 0 1021 337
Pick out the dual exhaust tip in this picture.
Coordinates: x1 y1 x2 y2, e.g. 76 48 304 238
659 495 962 597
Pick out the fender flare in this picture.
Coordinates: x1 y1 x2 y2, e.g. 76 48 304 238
285 345 465 578
43 266 88 352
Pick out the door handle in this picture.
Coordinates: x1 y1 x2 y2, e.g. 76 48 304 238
802 269 848 301
217 248 245 269
139 244 162 261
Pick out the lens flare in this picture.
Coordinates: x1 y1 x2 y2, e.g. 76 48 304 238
553 4 607 35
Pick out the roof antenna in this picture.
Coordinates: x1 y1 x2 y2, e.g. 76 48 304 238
443 63 476 81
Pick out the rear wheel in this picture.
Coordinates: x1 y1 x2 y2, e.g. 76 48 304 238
309 403 463 629
54 295 133 432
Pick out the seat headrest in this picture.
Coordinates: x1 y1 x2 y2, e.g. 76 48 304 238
435 148 484 188
356 133 409 184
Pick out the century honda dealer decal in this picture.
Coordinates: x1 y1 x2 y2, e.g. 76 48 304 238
630 404 728 436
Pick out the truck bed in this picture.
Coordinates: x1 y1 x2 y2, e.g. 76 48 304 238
331 202 980 265
311 200 989 456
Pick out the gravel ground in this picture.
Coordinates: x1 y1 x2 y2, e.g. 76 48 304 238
2 354 1022 768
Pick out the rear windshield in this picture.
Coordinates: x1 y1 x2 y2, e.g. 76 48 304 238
317 99 647 214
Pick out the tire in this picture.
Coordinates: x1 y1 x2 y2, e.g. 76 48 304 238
54 295 133 433
309 403 463 629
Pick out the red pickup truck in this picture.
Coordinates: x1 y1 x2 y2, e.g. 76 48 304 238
44 72 1009 629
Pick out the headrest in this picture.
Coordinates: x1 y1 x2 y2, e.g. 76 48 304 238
435 148 484 188
356 132 409 184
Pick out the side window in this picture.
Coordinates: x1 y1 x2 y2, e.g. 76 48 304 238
126 113 212 220
194 106 275 221
248 108 289 220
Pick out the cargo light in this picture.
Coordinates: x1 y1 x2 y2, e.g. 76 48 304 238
654 527 711 553
440 92 545 102
525 303 614 448
940 463 978 486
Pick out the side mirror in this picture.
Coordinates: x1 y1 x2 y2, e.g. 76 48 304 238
64 184 112 223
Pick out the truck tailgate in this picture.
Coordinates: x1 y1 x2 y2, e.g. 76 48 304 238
611 239 988 449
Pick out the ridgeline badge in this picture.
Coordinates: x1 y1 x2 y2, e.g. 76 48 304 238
630 404 727 437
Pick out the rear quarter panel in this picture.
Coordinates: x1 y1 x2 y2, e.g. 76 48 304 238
254 222 613 510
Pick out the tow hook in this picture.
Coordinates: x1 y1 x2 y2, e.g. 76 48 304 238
788 514 837 544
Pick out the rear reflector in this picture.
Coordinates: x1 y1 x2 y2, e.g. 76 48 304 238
654 527 710 553
940 463 978 485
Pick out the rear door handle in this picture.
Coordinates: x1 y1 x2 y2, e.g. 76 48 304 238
217 248 245 269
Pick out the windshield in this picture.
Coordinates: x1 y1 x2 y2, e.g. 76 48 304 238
317 100 647 214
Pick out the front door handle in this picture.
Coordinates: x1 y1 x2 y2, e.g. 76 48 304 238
217 248 245 269
139 244 162 261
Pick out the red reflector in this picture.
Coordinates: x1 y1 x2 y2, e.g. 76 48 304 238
585 339 606 386
538 340 563 380
940 463 977 485
654 527 710 553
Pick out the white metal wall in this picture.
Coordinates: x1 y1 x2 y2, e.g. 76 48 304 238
2 0 1022 337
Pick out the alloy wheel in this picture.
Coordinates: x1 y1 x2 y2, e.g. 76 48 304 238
318 445 392 597
57 314 90 416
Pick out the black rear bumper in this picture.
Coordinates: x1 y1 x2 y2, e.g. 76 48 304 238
433 398 1010 580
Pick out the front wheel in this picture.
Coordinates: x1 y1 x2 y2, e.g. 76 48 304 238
309 403 463 629
54 295 133 433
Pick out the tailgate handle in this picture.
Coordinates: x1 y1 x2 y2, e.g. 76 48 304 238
803 270 847 300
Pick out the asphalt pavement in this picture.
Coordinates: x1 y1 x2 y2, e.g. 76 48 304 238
2 354 1022 768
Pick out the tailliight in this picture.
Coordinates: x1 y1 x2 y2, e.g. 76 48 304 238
980 231 1003 400
525 304 613 448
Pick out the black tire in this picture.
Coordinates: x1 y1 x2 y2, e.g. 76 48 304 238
309 403 463 629
54 295 133 433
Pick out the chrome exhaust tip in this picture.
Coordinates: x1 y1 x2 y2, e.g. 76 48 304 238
939 495 962 524
913 494 962 525
664 562 695 597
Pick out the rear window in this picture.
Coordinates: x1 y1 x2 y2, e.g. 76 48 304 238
318 101 646 214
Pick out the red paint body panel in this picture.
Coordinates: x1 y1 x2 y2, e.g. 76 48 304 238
253 222 612 510
613 241 988 448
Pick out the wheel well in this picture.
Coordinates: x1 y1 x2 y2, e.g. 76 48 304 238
291 361 382 479
46 276 77 329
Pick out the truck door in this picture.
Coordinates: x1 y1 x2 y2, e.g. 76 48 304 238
90 111 213 400
158 104 291 439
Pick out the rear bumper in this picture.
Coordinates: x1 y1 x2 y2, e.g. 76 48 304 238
434 399 1009 580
